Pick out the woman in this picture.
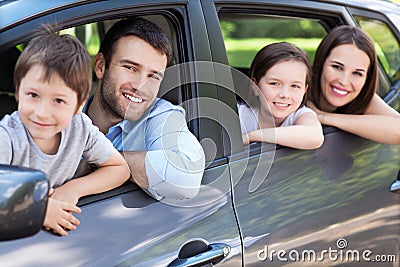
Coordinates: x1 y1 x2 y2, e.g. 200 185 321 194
309 25 400 144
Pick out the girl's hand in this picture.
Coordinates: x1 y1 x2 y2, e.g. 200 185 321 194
242 133 250 146
307 101 325 124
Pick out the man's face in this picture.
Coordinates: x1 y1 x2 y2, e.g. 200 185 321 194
97 35 168 121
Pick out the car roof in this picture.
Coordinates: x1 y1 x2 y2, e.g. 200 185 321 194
0 0 98 31
0 0 399 31
322 0 400 14
320 0 400 29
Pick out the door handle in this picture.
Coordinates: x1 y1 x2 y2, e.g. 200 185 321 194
389 170 400 193
168 243 231 267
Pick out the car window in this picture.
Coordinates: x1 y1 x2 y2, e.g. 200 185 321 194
219 14 326 74
0 15 184 111
218 14 327 148
355 16 400 85
61 23 100 62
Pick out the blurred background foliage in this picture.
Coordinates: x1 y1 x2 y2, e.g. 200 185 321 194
220 18 326 68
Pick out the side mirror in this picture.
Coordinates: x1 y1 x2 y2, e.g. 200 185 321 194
390 169 400 194
0 164 48 241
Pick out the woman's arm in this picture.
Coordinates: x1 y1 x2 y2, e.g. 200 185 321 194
244 112 324 150
309 94 400 144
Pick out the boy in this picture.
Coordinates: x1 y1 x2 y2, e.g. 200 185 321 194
0 28 130 236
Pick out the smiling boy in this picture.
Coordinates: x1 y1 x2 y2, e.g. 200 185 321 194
0 28 130 236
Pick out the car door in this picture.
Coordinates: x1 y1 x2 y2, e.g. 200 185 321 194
203 0 400 266
0 0 242 266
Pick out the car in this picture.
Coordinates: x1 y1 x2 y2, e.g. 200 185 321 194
0 0 399 266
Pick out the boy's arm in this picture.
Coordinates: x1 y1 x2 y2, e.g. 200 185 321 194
52 149 130 204
244 112 324 150
0 127 12 164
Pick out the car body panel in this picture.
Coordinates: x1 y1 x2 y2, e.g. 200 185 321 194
0 165 242 266
230 132 400 265
203 0 400 265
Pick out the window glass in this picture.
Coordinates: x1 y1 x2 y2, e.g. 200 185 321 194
355 16 400 84
219 14 326 72
60 23 100 64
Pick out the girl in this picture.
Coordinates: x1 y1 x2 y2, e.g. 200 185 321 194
239 42 324 149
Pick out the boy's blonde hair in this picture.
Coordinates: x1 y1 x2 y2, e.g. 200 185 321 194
14 25 92 106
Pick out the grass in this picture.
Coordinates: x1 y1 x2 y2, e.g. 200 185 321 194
224 38 323 68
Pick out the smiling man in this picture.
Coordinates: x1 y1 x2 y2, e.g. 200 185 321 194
85 18 205 200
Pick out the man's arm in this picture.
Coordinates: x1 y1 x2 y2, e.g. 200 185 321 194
123 151 148 188
122 105 205 200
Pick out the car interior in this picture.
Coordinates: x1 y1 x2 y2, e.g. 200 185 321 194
0 46 19 118
0 15 183 121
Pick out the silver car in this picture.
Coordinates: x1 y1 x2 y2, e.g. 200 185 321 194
0 0 399 266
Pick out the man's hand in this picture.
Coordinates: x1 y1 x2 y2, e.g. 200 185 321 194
43 198 81 236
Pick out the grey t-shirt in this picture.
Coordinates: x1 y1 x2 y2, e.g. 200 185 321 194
0 111 114 187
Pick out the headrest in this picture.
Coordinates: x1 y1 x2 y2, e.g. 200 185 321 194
0 47 21 94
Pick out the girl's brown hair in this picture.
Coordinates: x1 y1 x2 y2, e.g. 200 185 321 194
244 42 311 108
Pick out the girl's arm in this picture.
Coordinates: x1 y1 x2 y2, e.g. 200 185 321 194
52 150 130 204
309 94 400 145
244 112 324 150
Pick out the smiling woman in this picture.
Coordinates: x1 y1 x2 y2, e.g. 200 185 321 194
308 25 400 145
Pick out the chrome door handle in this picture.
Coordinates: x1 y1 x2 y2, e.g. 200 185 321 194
390 170 400 193
168 243 231 267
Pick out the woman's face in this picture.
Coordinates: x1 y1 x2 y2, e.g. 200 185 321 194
320 44 370 111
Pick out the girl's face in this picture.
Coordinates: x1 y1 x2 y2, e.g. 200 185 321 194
256 59 308 126
320 44 370 111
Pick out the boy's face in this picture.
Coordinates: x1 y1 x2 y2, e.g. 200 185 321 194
17 64 81 151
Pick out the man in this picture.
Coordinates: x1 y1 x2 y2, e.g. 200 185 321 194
85 17 205 200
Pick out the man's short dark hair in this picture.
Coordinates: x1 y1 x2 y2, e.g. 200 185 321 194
99 17 173 68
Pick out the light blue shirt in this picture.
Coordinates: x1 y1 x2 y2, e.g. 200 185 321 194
89 97 205 200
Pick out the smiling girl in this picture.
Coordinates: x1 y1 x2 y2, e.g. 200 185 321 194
239 42 324 149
